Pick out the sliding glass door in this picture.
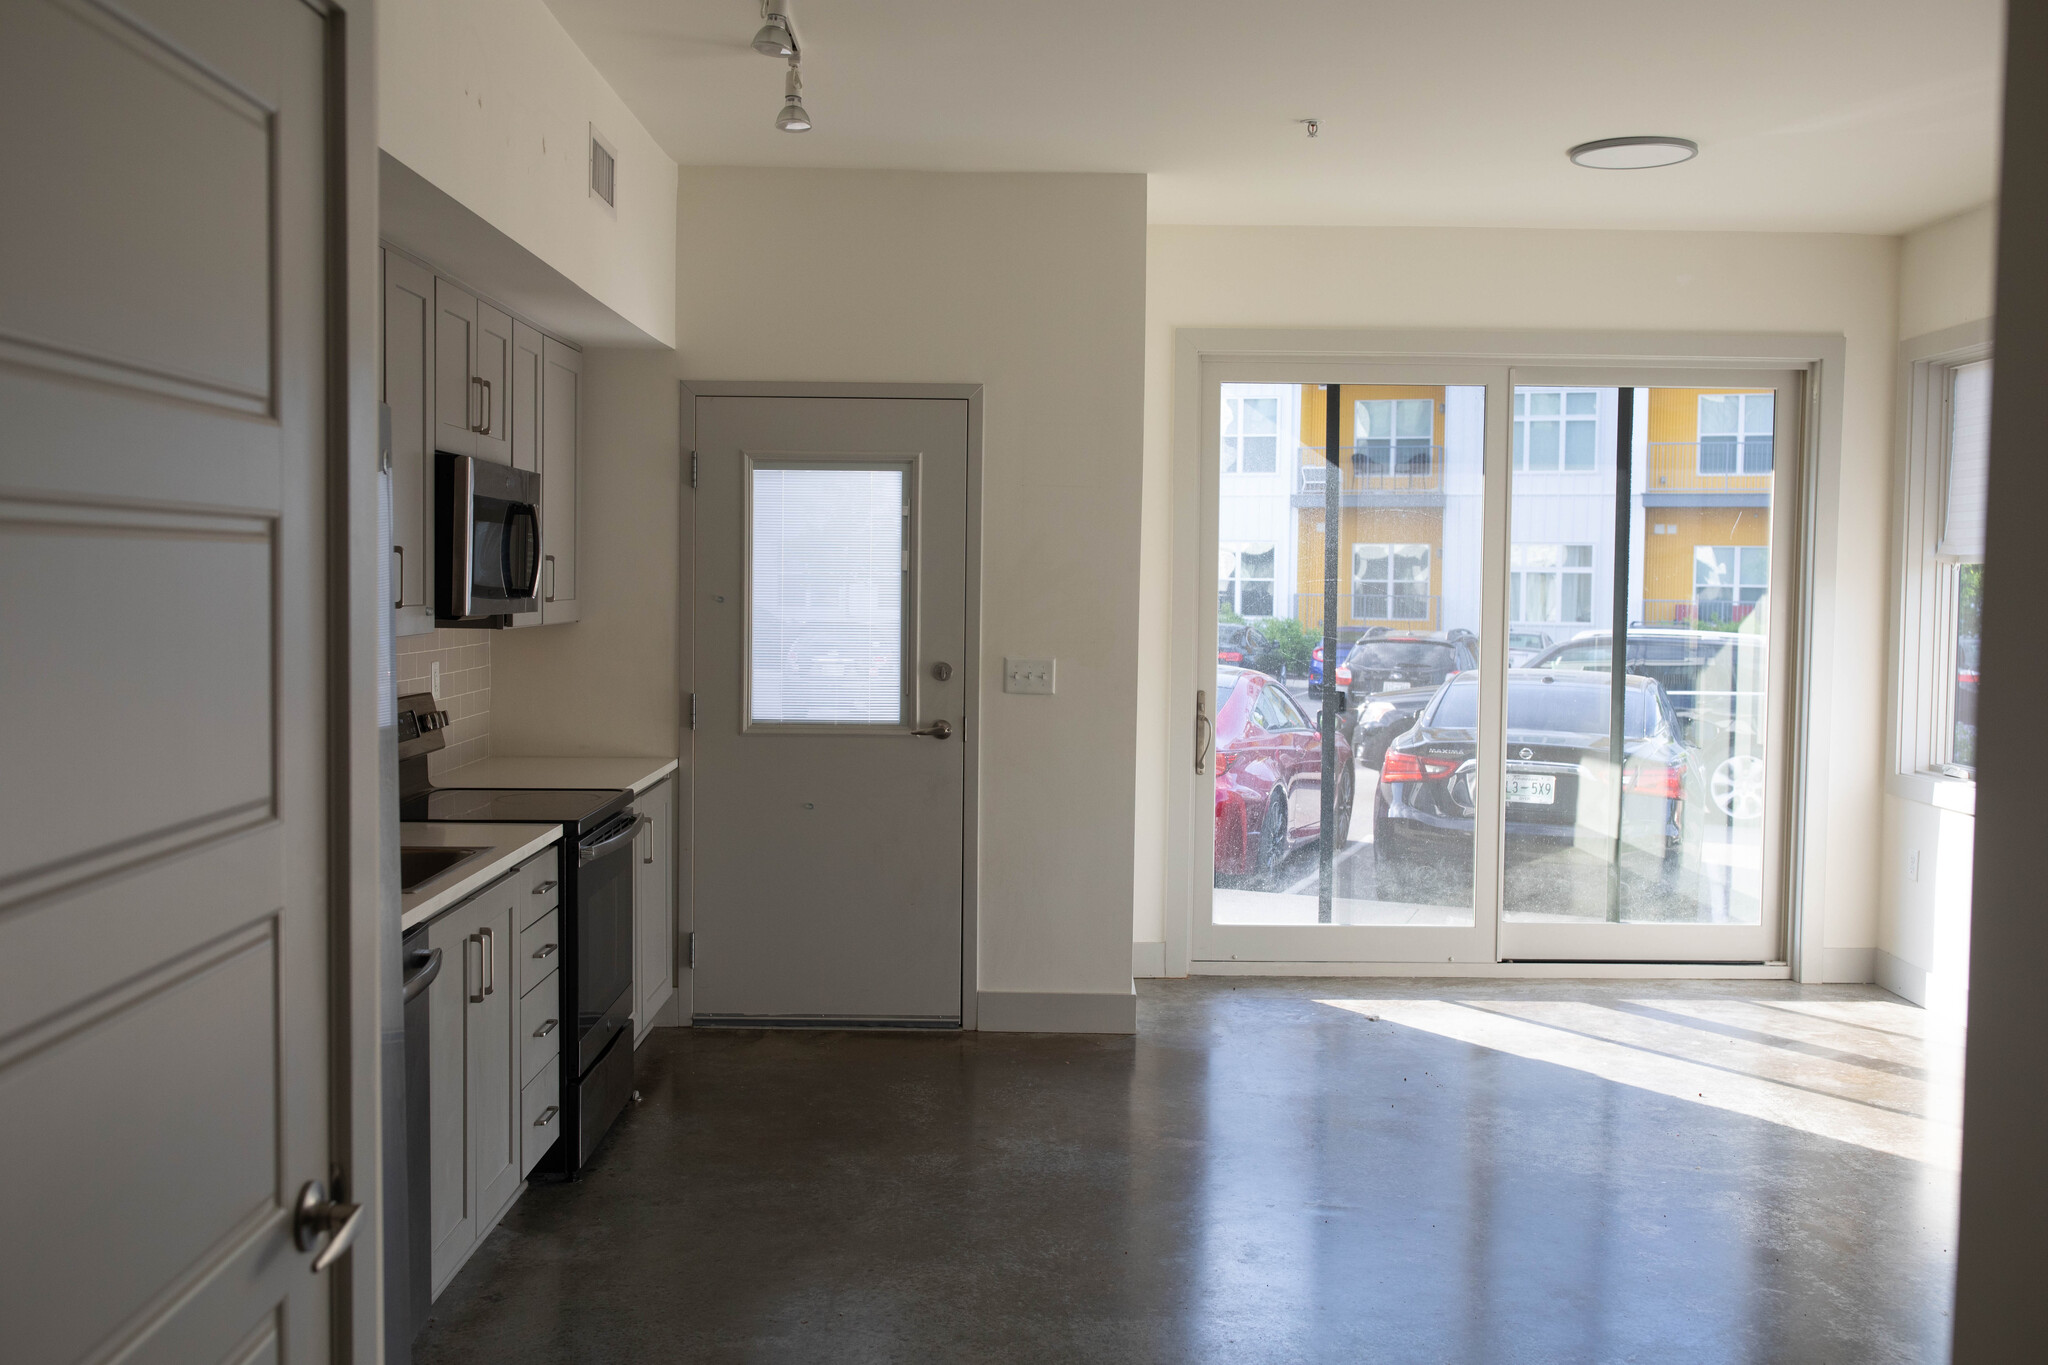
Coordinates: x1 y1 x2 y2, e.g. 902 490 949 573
1192 360 1799 967
1495 369 1799 962
1196 365 1506 965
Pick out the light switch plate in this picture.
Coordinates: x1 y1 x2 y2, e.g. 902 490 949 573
1004 657 1055 695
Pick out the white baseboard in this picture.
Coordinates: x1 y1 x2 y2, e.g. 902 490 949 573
1132 941 1167 978
1873 949 1930 1006
1820 946 1876 984
978 989 1137 1034
1190 959 1793 979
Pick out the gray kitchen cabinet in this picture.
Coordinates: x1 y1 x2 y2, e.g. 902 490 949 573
540 335 582 623
382 249 436 637
634 776 676 1041
424 847 557 1298
385 249 579 626
516 850 564 1173
433 278 512 465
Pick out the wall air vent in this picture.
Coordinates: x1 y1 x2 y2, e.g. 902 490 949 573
589 127 617 214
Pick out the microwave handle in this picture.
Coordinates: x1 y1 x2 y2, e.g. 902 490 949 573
507 502 543 601
448 455 475 619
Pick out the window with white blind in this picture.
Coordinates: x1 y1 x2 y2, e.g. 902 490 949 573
749 463 909 726
1894 332 1991 784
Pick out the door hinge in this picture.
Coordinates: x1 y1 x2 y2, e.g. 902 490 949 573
688 450 698 488
686 931 696 969
688 693 698 730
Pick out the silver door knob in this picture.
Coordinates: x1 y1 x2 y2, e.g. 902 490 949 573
911 719 953 739
294 1179 364 1274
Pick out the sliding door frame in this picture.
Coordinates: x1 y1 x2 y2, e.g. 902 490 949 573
1165 328 1847 981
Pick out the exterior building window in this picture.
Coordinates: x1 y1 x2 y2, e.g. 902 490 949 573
1219 543 1276 617
1352 543 1431 621
1222 395 1279 474
1514 389 1598 472
1694 545 1769 627
1510 543 1594 624
1355 398 1434 475
1698 392 1774 474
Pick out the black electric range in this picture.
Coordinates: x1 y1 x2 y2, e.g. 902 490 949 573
398 695 643 1176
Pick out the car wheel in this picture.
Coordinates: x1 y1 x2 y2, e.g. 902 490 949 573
1252 790 1290 888
1331 764 1355 849
1710 754 1766 821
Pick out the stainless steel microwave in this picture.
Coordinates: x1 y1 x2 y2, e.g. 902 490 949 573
435 452 542 625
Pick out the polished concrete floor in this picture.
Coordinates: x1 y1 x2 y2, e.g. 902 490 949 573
415 978 1962 1364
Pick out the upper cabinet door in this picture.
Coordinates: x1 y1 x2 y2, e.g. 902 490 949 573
473 301 513 464
541 336 582 623
506 321 545 628
434 278 478 457
384 250 436 636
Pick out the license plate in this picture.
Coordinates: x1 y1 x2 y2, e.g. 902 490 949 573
1381 679 1405 692
1506 774 1556 805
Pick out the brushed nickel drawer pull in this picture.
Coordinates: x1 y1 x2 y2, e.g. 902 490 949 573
534 1018 558 1038
480 926 495 995
532 942 558 960
533 879 558 895
534 1105 559 1127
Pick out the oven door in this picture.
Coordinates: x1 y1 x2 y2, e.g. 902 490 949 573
436 452 542 620
574 809 643 1074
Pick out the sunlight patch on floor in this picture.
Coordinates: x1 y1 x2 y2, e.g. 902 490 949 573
1316 995 1962 1168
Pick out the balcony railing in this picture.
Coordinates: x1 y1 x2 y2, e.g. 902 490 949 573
1298 442 1443 495
1640 598 1758 630
1646 441 1773 494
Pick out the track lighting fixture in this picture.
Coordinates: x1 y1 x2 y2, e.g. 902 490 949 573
775 62 811 133
752 7 797 58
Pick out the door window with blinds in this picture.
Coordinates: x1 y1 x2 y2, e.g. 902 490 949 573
747 459 912 727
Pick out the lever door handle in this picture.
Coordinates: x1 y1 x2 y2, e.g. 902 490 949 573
911 719 953 740
295 1179 364 1274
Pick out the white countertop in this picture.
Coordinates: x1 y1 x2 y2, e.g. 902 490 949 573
435 754 679 796
400 822 562 931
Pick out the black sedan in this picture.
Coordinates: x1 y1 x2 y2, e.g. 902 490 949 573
1349 686 1439 769
1373 670 1695 903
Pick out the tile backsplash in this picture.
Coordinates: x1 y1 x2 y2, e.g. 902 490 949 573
397 629 491 775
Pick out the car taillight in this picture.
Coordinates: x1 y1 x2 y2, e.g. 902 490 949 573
1214 751 1236 774
1336 664 1352 686
1313 646 1324 662
1624 763 1683 798
1219 651 1242 663
1381 750 1459 782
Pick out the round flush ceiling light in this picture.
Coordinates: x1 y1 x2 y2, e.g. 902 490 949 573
1567 136 1699 169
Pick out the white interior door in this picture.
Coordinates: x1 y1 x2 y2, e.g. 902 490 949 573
0 0 343 1360
693 395 969 1024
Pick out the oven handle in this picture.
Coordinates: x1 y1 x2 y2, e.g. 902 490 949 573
579 812 650 866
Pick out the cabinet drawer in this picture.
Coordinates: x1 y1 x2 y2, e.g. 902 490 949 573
519 850 561 928
519 909 560 988
522 1056 560 1176
520 970 561 1088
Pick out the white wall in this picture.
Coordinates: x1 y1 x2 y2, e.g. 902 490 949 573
1876 202 1996 1012
494 169 1150 1015
378 0 677 348
1137 225 1901 977
1899 204 1998 340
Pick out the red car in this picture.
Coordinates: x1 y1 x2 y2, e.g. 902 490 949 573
1214 666 1356 884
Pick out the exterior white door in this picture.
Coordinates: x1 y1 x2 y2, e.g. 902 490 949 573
692 395 970 1024
0 1 347 1361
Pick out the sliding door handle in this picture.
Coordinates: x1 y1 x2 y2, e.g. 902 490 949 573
1195 689 1213 775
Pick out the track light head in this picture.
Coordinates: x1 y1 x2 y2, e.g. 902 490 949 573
775 63 811 132
752 15 796 58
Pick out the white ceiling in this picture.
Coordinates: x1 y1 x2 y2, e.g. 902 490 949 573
545 0 2002 233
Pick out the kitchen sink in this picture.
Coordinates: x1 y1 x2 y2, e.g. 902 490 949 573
400 845 488 894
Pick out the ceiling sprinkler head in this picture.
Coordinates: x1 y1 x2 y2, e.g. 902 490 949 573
1297 119 1320 138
